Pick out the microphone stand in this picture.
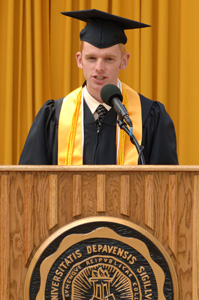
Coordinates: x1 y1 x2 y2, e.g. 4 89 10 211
117 118 145 165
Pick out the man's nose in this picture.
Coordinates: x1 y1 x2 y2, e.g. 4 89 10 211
95 59 105 71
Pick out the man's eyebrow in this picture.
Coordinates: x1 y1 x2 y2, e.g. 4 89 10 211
104 54 117 58
84 53 96 57
84 53 117 58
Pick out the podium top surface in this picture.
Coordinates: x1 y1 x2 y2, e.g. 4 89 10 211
0 165 199 172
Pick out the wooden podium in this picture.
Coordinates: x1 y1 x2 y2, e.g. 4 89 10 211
0 165 199 299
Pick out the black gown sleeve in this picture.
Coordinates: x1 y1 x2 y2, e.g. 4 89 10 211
140 94 178 165
19 98 63 165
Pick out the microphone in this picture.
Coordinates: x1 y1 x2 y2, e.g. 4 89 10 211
100 84 132 127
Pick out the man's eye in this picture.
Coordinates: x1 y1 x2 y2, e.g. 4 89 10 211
105 57 114 61
88 57 96 61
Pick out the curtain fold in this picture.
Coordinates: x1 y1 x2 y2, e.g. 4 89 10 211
0 0 198 165
0 0 14 163
178 1 199 164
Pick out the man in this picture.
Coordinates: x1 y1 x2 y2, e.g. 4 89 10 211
19 9 178 165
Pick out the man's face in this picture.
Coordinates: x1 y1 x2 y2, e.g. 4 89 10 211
76 42 130 102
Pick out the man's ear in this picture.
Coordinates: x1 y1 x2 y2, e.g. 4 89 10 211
76 52 83 69
120 52 130 70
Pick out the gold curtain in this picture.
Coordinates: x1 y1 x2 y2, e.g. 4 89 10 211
0 0 199 165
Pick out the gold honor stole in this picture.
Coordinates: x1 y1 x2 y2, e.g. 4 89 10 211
58 83 142 165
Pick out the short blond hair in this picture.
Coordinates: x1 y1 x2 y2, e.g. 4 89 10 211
80 41 126 57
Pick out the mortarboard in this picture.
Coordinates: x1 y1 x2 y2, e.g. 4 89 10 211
61 9 150 48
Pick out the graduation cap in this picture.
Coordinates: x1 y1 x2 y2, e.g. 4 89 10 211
61 9 150 48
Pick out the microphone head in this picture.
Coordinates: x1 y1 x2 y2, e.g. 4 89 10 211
100 84 123 106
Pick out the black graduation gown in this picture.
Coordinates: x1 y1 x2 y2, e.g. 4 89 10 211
19 94 178 165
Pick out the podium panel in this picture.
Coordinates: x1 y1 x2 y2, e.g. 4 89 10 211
0 165 199 299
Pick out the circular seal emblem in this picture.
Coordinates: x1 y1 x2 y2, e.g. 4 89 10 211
25 217 178 299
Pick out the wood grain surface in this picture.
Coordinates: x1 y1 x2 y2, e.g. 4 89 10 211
0 165 198 299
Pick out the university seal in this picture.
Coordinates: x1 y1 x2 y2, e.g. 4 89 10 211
24 217 178 299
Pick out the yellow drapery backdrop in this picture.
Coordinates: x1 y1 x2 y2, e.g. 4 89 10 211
0 0 199 165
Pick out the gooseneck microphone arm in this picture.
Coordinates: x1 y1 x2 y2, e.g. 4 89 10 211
117 118 145 165
100 84 145 165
